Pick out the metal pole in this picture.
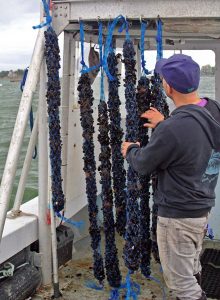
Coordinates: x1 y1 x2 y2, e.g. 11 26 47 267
0 30 45 242
215 48 220 101
50 196 62 298
10 112 39 215
38 59 52 285
61 32 71 196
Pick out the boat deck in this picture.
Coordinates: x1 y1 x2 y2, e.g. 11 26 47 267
32 234 219 300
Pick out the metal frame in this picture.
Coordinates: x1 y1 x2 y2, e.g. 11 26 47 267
0 30 45 242
53 0 220 20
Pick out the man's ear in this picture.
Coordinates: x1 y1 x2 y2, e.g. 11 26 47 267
167 83 172 95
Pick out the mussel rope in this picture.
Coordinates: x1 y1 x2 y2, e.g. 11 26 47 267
44 27 65 212
77 20 105 284
151 18 169 263
97 21 121 289
107 50 127 236
123 37 141 273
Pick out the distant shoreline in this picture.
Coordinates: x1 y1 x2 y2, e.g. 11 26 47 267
0 76 22 81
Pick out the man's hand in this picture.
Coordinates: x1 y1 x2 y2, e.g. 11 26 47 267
121 141 140 158
141 107 165 129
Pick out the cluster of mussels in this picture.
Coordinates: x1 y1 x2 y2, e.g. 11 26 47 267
107 52 127 237
77 73 105 283
123 39 141 272
150 72 169 263
136 76 152 276
44 27 65 212
97 100 121 288
151 72 169 118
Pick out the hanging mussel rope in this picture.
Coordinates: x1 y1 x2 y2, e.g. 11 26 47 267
136 21 152 277
136 76 152 276
107 50 127 237
97 22 121 290
151 72 169 118
77 21 105 284
150 19 169 263
123 35 141 272
98 100 121 288
44 27 65 213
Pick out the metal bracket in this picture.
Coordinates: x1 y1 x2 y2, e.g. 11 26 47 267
29 252 43 268
52 3 70 35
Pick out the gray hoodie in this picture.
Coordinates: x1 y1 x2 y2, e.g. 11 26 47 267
126 99 220 218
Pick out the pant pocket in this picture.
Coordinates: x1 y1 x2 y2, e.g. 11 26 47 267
176 228 197 256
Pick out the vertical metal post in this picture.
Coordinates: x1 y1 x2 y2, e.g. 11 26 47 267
135 40 141 79
73 40 79 108
50 196 61 298
0 30 45 243
215 47 220 101
11 112 39 214
38 59 52 285
61 32 72 196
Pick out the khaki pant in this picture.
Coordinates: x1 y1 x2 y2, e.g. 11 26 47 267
157 216 208 300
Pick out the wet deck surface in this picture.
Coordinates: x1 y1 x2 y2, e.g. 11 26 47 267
32 234 217 300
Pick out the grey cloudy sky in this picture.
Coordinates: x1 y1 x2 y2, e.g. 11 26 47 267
0 0 40 70
0 1 216 71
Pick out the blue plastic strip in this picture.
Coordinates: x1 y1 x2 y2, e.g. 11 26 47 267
20 68 37 159
33 0 52 29
85 280 104 290
79 20 87 69
140 21 149 75
206 223 214 240
79 20 101 74
124 271 140 300
103 15 129 81
109 288 120 300
55 211 84 229
29 107 37 159
156 19 163 60
20 68 28 92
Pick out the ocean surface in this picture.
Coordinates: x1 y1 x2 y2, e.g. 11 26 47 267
0 76 215 210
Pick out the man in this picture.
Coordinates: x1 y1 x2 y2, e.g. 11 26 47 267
122 54 220 300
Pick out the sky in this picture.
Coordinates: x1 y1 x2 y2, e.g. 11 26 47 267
0 0 216 71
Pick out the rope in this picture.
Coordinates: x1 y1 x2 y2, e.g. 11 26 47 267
45 27 65 212
123 38 141 272
55 211 84 229
156 19 163 61
124 271 140 300
140 21 149 75
78 72 105 284
20 67 37 159
33 0 52 29
103 15 129 81
98 21 105 101
107 51 127 236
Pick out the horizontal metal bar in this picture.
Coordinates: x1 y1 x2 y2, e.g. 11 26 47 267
52 0 220 20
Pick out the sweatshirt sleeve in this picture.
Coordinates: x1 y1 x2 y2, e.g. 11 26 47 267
126 123 177 176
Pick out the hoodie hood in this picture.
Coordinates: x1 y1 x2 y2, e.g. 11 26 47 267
171 104 220 151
